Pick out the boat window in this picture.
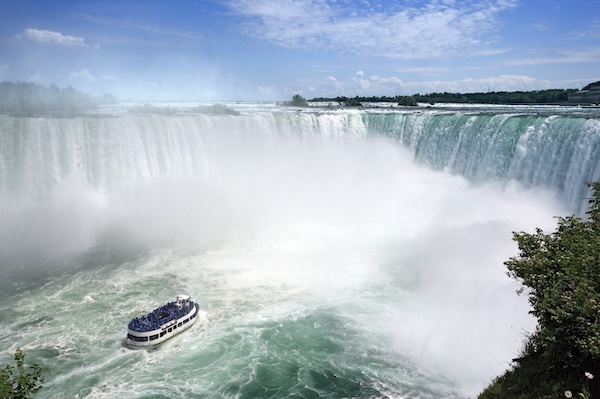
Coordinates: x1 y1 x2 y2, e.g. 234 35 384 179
127 334 148 342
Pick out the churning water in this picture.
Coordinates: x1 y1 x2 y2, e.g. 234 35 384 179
0 103 598 398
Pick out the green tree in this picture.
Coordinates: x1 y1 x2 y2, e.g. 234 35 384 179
506 182 600 366
480 182 600 398
396 95 417 106
344 96 362 107
0 348 45 399
289 94 308 106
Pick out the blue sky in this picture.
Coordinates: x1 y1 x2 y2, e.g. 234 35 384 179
0 0 599 101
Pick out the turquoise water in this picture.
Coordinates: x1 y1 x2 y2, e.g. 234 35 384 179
0 103 596 398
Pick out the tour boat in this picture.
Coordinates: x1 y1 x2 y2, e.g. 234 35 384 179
126 295 199 348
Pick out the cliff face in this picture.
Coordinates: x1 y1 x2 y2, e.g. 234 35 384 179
568 82 600 104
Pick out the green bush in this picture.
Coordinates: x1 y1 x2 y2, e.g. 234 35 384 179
0 348 45 399
288 94 308 107
480 182 600 398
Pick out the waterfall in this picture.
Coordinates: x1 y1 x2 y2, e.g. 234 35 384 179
363 111 600 214
1 109 598 213
0 112 368 196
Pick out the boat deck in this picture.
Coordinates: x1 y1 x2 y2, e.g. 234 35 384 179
128 300 196 332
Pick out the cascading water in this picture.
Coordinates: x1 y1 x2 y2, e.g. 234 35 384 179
362 107 600 214
0 103 597 398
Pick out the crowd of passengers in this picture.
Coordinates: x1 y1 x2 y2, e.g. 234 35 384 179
128 301 193 332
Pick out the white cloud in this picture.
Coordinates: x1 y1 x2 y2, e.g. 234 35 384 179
226 0 518 59
69 69 96 82
351 73 404 92
308 73 572 98
357 78 370 90
397 74 558 94
18 28 86 47
319 75 344 93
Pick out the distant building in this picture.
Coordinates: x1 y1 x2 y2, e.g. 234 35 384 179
568 82 600 104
